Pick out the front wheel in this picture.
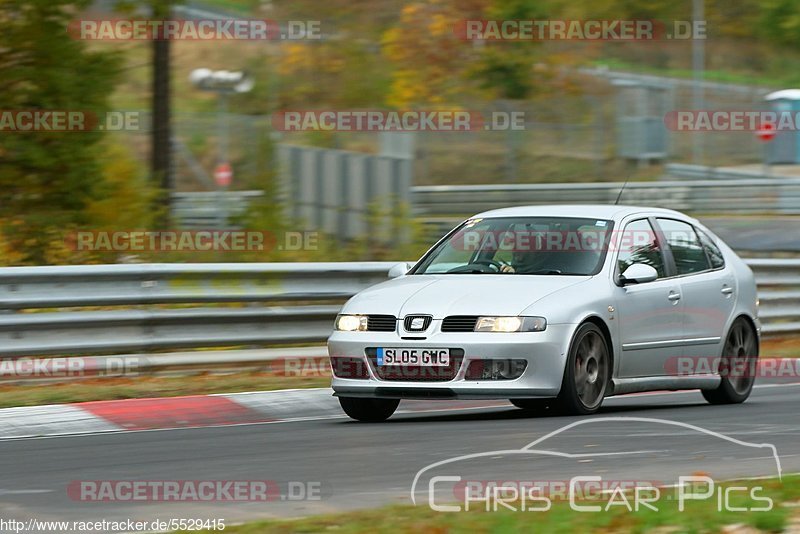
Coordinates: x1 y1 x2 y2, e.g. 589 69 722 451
555 323 610 415
338 397 400 422
701 318 758 405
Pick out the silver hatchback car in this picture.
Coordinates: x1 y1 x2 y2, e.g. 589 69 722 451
328 205 760 421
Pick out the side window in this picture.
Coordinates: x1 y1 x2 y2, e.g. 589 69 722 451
697 229 725 269
617 219 666 279
657 218 711 275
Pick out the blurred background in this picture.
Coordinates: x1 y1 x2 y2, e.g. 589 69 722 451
2 0 800 266
3 4 800 530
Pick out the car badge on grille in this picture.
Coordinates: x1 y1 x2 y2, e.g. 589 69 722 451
405 315 430 331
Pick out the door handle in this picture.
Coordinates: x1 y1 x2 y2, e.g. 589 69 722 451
721 286 734 295
667 292 681 302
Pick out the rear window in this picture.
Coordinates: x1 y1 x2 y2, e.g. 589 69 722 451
697 229 725 269
656 218 711 276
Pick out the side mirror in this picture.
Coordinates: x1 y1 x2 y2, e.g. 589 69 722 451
388 262 410 279
620 263 658 285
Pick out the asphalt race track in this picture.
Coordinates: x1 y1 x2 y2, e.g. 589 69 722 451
2 383 800 530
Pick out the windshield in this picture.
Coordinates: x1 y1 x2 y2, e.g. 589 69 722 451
412 217 614 275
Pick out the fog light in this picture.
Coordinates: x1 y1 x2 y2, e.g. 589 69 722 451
465 359 527 380
330 357 369 379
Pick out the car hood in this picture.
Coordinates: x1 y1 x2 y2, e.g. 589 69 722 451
343 274 590 318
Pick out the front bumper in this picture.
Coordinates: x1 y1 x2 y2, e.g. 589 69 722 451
327 324 574 399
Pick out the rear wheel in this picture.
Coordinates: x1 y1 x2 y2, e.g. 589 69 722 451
702 318 758 405
338 397 400 422
556 323 610 415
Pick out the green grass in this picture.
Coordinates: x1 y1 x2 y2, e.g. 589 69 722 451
197 476 800 534
198 475 800 533
759 337 800 360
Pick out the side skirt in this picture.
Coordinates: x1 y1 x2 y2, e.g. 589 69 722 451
610 375 721 396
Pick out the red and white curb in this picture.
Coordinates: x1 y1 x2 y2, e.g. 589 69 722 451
0 389 332 439
0 404 124 438
2 359 799 440
0 388 517 439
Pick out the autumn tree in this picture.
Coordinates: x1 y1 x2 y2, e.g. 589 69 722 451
381 1 479 108
0 0 121 264
760 0 800 47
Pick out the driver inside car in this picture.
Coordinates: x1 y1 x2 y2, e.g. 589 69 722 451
500 249 552 273
499 228 603 274
499 231 549 273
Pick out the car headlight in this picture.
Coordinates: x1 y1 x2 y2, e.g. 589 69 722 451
335 314 369 332
474 316 546 332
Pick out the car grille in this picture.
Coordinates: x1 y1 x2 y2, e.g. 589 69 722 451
367 315 397 332
441 316 478 332
365 348 465 382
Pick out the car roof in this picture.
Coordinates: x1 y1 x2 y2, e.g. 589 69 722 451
473 204 691 222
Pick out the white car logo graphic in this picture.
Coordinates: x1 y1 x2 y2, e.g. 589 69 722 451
410 317 426 330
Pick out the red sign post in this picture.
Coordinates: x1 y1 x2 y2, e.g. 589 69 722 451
756 122 775 177
756 122 776 142
214 163 233 187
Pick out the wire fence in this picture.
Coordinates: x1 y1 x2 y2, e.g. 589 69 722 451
116 71 784 210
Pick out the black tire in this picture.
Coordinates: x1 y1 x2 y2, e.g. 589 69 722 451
338 397 400 422
555 322 610 415
701 318 759 405
510 398 554 411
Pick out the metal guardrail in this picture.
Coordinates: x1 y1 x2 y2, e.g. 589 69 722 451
0 261 796 362
748 259 800 336
0 347 332 384
411 178 800 219
577 67 772 96
660 163 799 181
0 263 397 358
662 163 768 181
175 174 800 231
171 191 264 228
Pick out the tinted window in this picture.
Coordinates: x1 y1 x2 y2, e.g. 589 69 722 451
657 218 711 275
697 229 725 269
616 219 666 279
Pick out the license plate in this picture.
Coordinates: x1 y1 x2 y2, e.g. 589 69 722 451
377 348 450 367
